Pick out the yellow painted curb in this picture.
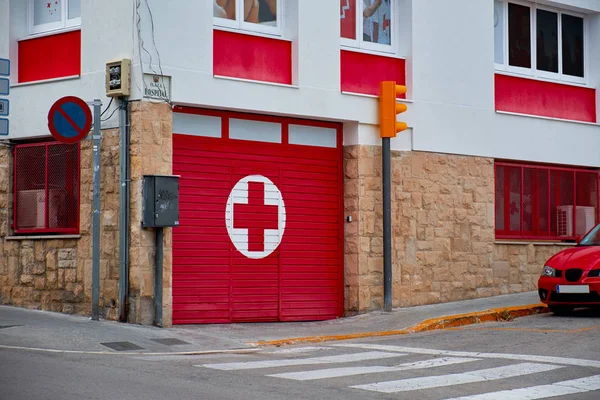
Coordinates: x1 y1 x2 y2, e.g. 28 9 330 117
250 303 549 347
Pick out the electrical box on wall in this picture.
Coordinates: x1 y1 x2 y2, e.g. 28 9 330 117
142 175 180 228
105 58 131 97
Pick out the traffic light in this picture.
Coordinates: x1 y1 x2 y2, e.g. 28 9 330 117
379 81 407 138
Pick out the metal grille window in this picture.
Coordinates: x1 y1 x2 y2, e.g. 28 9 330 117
495 162 599 240
14 142 80 234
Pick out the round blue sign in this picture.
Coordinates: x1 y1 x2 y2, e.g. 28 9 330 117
47 96 92 144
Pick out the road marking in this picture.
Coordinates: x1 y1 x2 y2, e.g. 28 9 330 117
333 343 600 368
268 356 479 381
198 351 406 371
266 346 333 354
350 362 561 394
452 325 600 334
446 374 600 399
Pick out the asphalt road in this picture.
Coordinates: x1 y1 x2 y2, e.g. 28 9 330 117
1 309 599 400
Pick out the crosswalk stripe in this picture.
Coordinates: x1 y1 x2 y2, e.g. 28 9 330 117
267 356 479 381
445 374 600 399
350 362 562 394
267 347 333 354
197 351 406 371
333 343 600 369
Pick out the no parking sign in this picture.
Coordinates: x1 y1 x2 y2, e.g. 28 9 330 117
47 96 93 144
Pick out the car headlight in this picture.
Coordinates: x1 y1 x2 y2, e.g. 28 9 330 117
541 265 556 277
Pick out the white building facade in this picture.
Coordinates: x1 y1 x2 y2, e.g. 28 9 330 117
0 0 599 325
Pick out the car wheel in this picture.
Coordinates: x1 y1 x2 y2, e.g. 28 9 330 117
549 305 574 316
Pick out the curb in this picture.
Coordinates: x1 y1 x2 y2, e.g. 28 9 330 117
250 303 549 347
0 344 261 356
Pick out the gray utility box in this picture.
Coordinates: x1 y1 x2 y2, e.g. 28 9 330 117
142 175 180 228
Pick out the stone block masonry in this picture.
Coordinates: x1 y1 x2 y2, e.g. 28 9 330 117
343 145 569 314
0 100 173 326
0 130 121 318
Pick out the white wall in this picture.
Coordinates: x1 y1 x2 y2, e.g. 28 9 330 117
407 0 600 167
5 0 600 168
7 0 134 138
0 0 9 59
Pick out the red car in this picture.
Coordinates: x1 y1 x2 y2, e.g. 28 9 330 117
538 224 600 315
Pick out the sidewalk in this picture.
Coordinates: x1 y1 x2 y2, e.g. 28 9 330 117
0 291 547 355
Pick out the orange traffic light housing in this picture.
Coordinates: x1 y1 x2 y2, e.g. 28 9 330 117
379 81 407 138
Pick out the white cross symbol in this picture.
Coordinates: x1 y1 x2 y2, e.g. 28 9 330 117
225 175 286 259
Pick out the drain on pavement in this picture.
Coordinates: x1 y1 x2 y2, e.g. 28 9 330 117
100 341 144 351
150 338 190 346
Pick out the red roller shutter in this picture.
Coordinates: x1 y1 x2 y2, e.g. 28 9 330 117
172 108 343 324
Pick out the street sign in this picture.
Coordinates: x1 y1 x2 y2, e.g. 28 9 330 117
0 118 8 136
0 78 8 95
0 99 7 116
47 96 93 144
0 59 8 76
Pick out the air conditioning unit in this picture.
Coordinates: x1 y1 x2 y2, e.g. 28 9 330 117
17 190 45 229
16 189 68 230
48 189 67 229
557 205 596 236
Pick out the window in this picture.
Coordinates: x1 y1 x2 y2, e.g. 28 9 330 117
495 162 599 240
494 0 585 83
14 142 80 234
214 0 281 35
340 0 394 53
29 0 81 35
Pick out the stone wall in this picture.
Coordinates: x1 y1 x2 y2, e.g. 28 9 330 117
0 100 174 326
127 101 173 327
344 145 569 314
0 130 121 318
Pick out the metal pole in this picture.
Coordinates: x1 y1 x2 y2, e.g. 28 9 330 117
382 137 392 312
155 227 164 327
118 98 130 322
91 99 102 321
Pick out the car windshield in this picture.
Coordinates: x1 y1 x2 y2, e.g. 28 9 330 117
578 224 600 246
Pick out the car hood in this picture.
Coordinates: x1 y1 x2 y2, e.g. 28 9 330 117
547 246 600 270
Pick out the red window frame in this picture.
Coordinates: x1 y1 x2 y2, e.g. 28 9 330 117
495 161 600 241
13 141 80 235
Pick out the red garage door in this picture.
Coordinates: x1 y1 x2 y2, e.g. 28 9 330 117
172 107 344 324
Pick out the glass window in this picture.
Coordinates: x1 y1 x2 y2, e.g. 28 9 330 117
497 1 586 82
340 0 393 52
229 119 282 143
31 0 81 34
173 113 222 138
68 0 81 19
34 0 62 26
494 0 504 64
341 0 357 40
536 9 558 73
14 142 80 234
495 163 598 240
289 125 337 148
214 0 280 34
508 3 531 69
562 14 584 78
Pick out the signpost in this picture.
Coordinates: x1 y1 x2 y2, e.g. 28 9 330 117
0 58 8 136
48 96 102 321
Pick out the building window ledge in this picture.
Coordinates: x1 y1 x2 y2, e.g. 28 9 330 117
495 240 575 246
4 235 81 241
11 75 80 88
214 74 299 89
495 111 599 127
